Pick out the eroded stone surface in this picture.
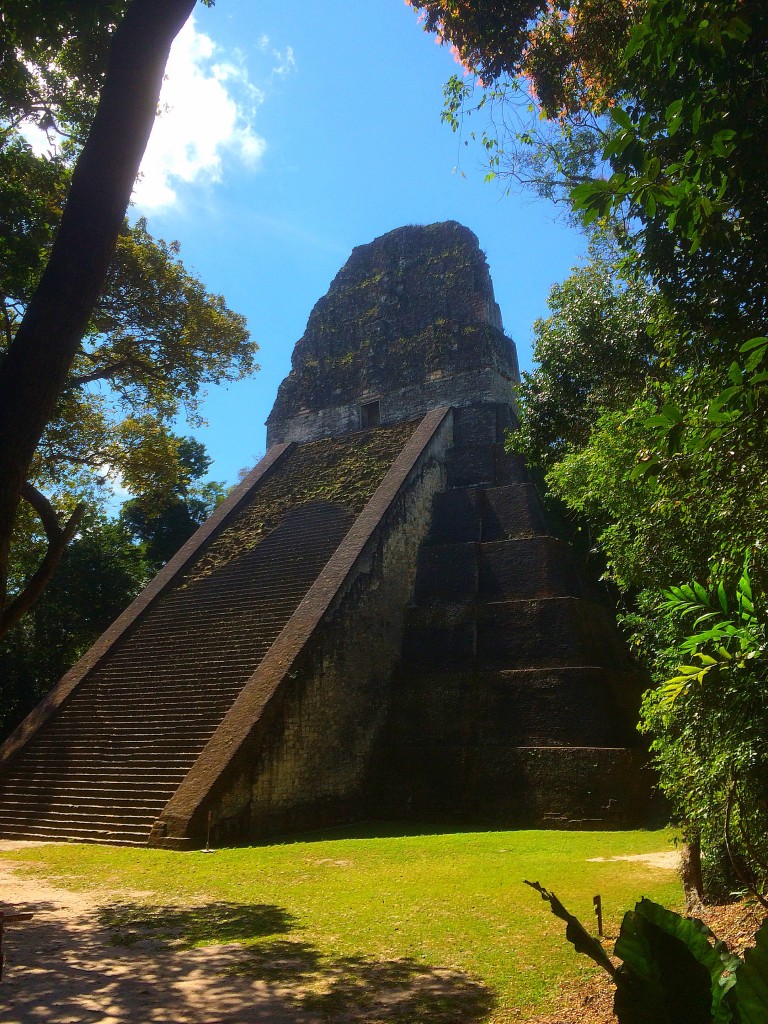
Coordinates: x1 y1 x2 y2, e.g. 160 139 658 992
266 221 519 446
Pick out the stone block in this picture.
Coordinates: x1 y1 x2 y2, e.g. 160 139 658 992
401 607 477 670
493 449 529 484
452 404 501 446
476 598 632 669
478 537 582 599
413 543 478 605
427 489 482 544
482 483 548 539
447 444 497 486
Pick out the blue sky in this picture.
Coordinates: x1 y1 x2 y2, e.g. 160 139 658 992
131 0 587 484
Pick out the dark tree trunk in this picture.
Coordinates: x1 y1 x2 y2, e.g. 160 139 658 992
681 837 705 913
0 0 197 616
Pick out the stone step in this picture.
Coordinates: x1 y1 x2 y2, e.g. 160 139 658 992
427 488 483 544
29 725 215 739
493 449 529 485
0 793 172 813
0 488 360 843
481 483 549 540
427 482 550 546
384 666 644 749
478 538 583 600
0 808 157 827
371 743 653 827
0 821 152 845
402 597 632 671
445 444 497 487
477 599 630 668
2 765 191 781
413 536 584 606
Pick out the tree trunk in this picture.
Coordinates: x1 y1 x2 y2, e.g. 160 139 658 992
0 0 197 616
680 837 705 914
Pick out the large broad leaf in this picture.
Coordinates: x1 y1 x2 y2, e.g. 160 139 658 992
616 899 739 1023
736 918 768 1023
612 910 671 1024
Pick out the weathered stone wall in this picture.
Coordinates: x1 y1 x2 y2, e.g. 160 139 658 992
176 410 455 844
267 221 519 447
270 367 516 446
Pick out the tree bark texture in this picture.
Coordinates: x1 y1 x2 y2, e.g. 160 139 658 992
0 0 197 615
680 838 705 914
0 484 86 640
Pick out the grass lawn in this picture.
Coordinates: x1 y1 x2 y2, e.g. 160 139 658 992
0 825 683 1021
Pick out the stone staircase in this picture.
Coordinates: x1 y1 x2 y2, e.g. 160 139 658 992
0 500 355 844
369 442 650 827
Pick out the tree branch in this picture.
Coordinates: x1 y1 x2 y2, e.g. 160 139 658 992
0 483 86 641
67 358 133 387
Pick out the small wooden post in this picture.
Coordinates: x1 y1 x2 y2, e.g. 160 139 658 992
593 894 603 937
0 909 33 981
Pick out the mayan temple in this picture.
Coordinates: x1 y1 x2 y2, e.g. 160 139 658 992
0 221 651 847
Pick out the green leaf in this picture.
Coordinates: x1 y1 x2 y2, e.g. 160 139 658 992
737 918 768 1022
739 567 753 603
693 612 721 628
620 900 739 1023
707 387 740 420
739 337 768 353
693 582 710 605
745 347 767 373
610 107 633 130
660 402 683 423
695 653 718 666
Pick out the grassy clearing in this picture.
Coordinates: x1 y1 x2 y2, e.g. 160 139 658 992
1 826 682 1021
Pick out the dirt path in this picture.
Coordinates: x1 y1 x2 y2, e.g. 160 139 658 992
0 844 322 1024
0 843 491 1024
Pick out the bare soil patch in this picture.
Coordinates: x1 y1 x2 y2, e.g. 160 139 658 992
0 843 491 1024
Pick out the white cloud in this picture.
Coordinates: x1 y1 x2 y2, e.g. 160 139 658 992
272 45 296 78
133 17 268 211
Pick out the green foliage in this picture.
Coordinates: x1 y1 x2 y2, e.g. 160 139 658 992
0 0 213 141
2 194 257 502
119 437 227 573
0 1 127 142
514 240 660 472
0 512 146 736
0 4 254 631
640 562 768 905
659 560 763 708
530 884 767 1023
409 0 635 117
571 0 768 344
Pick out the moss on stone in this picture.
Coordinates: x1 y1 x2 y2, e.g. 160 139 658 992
185 420 417 584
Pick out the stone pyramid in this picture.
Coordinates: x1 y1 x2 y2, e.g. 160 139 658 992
0 221 652 846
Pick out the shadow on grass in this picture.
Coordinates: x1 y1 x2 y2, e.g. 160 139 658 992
98 900 295 947
227 940 496 1022
5 892 495 1024
99 900 495 1021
